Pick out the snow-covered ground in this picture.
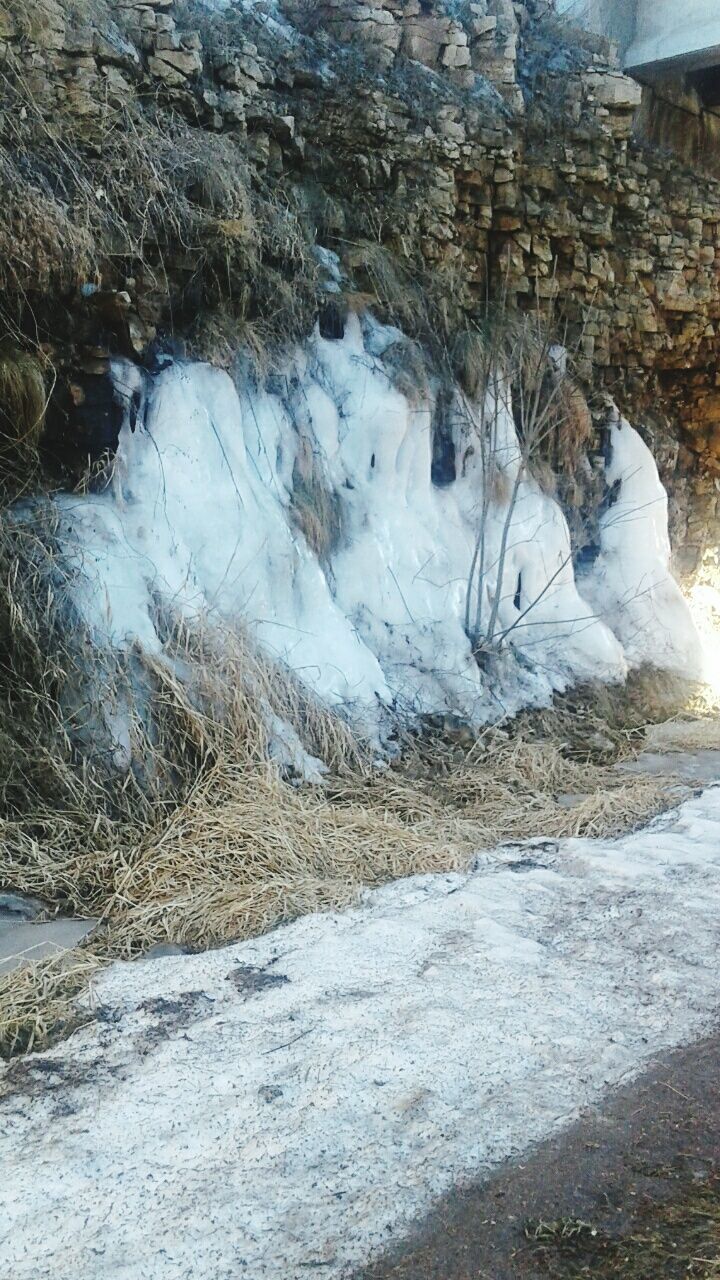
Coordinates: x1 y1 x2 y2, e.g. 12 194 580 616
3 785 720 1280
42 312 701 749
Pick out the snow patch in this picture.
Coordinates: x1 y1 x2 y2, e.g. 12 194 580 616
2 786 720 1278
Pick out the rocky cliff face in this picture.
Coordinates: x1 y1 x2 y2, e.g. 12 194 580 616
1 0 720 577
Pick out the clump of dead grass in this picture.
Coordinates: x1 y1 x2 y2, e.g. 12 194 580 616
451 326 488 401
645 717 720 754
0 347 49 489
0 349 46 444
329 729 671 848
289 446 344 564
344 242 426 339
378 337 430 404
0 950 102 1060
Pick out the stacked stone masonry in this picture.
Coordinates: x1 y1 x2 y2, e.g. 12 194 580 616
2 0 720 575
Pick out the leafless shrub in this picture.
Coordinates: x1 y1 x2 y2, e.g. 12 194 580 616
451 296 605 656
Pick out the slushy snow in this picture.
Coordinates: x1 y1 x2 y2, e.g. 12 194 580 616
46 313 700 735
2 785 720 1279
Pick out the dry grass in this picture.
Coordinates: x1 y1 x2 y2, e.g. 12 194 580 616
378 337 430 405
0 950 102 1059
0 697 673 1060
0 47 322 356
0 617 457 961
0 699 674 1060
645 717 720 754
0 513 701 1060
0 349 46 443
329 731 671 847
0 348 49 488
451 326 488 401
346 242 421 332
0 650 681 1061
289 444 345 564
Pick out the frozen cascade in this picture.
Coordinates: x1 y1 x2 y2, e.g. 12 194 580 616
49 314 701 738
578 412 704 678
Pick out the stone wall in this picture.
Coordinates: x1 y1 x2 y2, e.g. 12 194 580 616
283 0 524 105
634 77 720 181
555 1 637 53
2 0 720 575
282 0 720 570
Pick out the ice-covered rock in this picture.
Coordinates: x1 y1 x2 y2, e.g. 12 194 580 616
579 412 703 677
44 316 699 740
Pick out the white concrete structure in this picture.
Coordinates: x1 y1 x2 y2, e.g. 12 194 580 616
627 0 720 73
556 0 720 74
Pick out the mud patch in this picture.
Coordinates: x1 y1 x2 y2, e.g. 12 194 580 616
136 990 216 1052
226 964 290 996
526 1172 720 1277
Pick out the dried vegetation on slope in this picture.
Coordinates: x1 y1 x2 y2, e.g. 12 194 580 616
0 560 694 1060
